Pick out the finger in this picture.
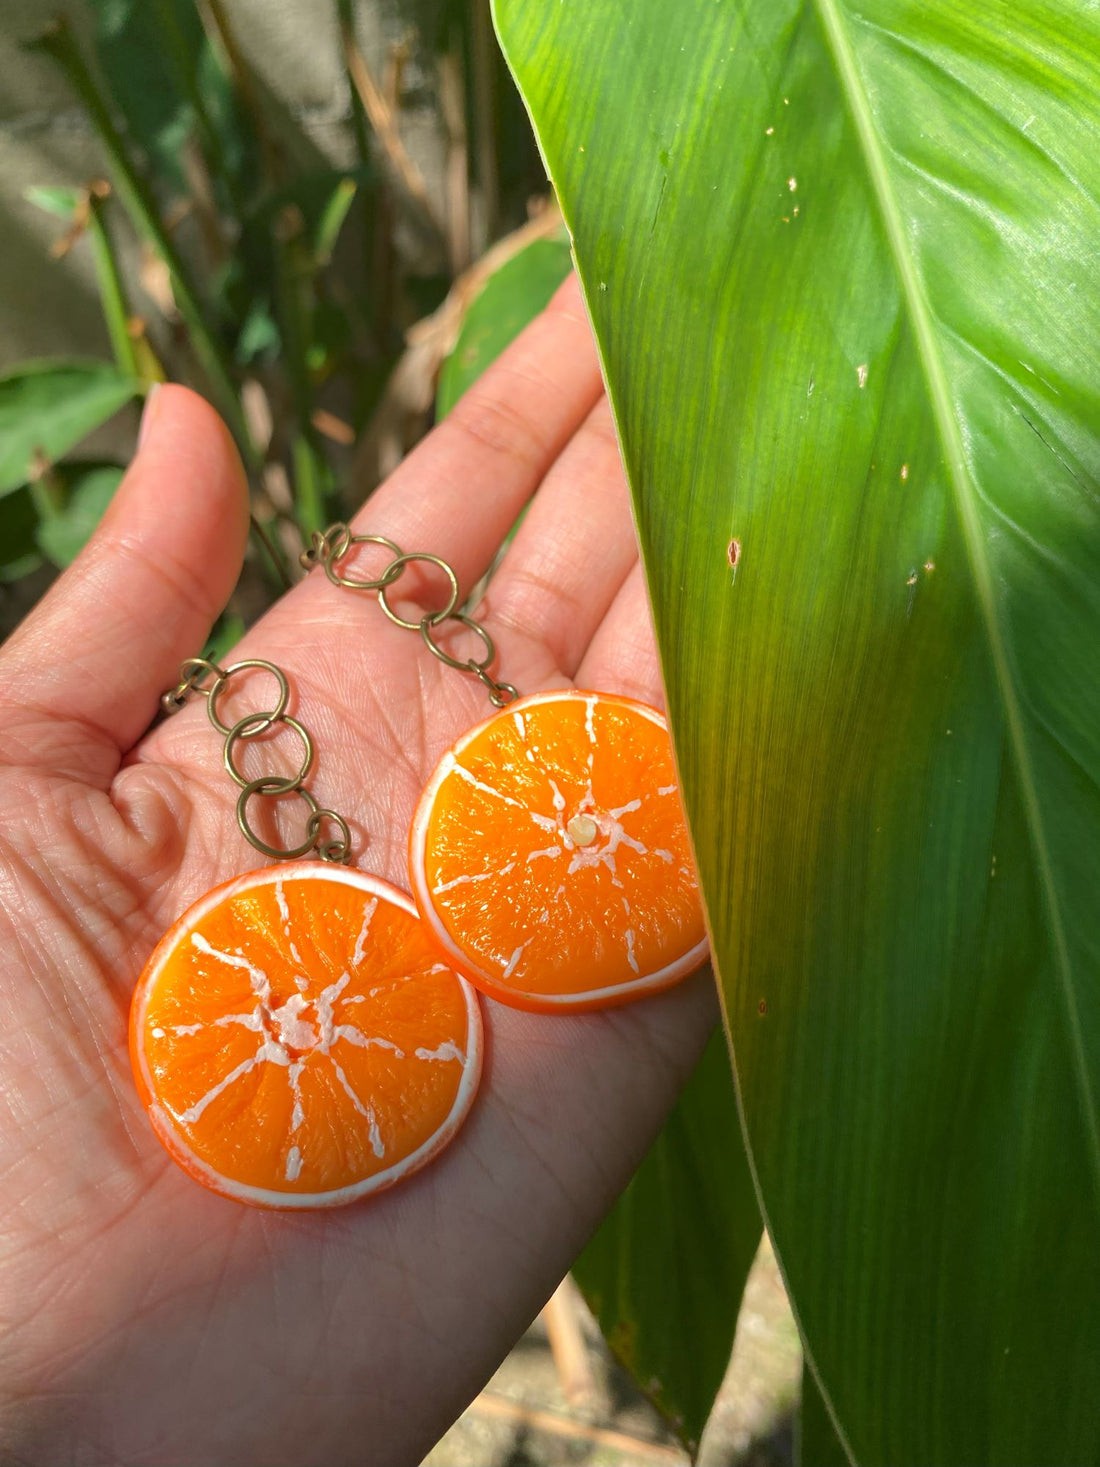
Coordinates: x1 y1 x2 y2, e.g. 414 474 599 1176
477 395 639 682
573 561 666 709
342 273 604 603
0 386 249 786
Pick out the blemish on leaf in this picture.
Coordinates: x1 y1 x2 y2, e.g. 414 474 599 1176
727 538 741 584
787 176 798 191
758 998 767 1016
857 363 868 389
900 463 909 481
924 559 935 574
765 125 775 135
906 569 919 586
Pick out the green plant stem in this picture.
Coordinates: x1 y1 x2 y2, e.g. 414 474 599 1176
198 0 283 184
313 178 358 270
248 510 293 592
149 0 241 216
86 195 140 379
336 0 373 172
272 224 331 533
291 436 327 538
32 19 255 465
469 0 500 250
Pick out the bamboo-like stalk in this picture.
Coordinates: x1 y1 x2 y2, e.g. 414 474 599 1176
542 1275 599 1410
249 511 294 592
439 50 471 275
469 1392 687 1464
336 0 372 172
196 0 271 172
468 0 499 253
85 189 140 380
31 19 255 463
339 13 445 242
149 0 241 216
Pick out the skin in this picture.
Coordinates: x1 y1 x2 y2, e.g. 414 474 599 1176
0 276 716 1467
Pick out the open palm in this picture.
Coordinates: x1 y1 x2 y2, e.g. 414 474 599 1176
0 278 715 1467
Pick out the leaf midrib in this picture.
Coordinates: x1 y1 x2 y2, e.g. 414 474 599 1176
812 0 1100 1181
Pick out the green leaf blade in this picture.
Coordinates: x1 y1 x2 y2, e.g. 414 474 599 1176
35 465 124 568
23 185 83 219
0 488 45 584
495 0 1100 1461
436 236 573 417
574 1030 760 1452
0 362 138 496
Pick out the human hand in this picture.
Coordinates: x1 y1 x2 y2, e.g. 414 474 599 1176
0 276 716 1467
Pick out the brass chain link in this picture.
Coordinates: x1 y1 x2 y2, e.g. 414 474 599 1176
300 524 520 709
160 657 353 865
160 525 515 866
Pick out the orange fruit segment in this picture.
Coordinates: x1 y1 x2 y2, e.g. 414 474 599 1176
409 691 707 1012
130 865 482 1208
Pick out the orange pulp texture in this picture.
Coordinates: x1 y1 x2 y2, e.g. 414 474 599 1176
130 865 482 1208
410 691 707 1012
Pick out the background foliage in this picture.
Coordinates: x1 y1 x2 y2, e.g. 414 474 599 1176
1 0 550 621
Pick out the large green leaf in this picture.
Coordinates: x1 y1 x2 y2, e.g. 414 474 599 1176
495 1 1100 1462
0 362 139 497
573 1028 760 1452
798 1365 849 1467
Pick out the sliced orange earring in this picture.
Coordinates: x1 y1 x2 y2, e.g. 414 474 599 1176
131 658 482 1210
303 526 708 1014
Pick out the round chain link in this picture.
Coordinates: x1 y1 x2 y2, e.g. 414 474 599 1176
300 527 404 592
163 519 520 863
378 552 460 631
237 778 321 861
304 522 520 707
224 711 313 791
160 656 352 865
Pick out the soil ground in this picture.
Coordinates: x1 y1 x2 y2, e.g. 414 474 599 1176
424 1236 801 1467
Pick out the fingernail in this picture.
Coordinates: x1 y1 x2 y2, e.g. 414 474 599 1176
137 383 162 453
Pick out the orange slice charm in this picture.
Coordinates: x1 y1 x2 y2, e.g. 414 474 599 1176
130 865 482 1208
409 691 707 1012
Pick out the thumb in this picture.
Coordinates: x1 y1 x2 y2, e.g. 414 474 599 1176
0 384 250 786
